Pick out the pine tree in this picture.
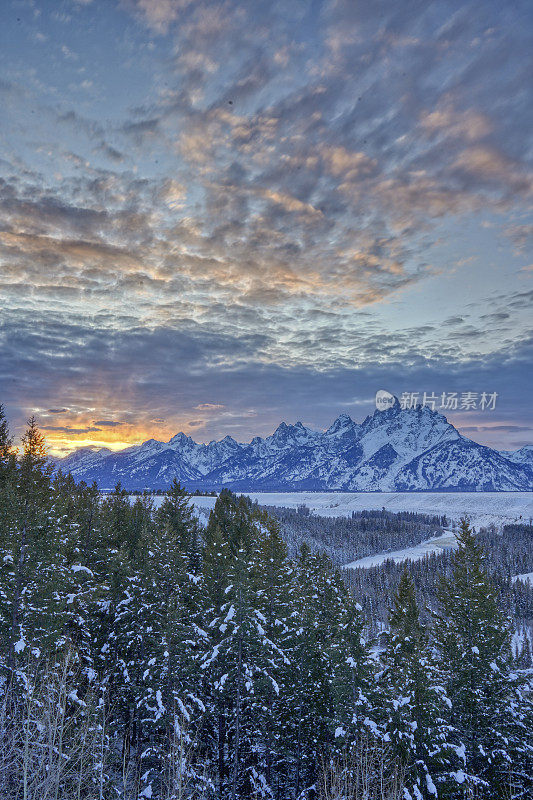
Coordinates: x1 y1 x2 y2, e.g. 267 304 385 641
382 570 459 799
434 518 532 798
201 503 234 797
0 404 17 676
0 403 15 473
288 547 374 796
251 517 293 795
150 485 208 799
0 417 68 678
155 479 201 573
201 492 291 798
97 493 161 796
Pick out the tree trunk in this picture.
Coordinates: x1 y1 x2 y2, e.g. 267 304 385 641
232 636 242 800
218 705 226 799
8 523 27 673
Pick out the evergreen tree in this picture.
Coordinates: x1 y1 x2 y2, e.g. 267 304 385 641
434 518 532 798
288 547 377 795
0 403 15 475
150 486 208 799
201 492 289 798
382 571 459 799
0 417 68 678
155 479 201 573
251 517 294 795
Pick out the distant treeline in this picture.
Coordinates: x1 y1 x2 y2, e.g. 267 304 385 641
105 487 219 496
265 504 446 565
343 522 533 648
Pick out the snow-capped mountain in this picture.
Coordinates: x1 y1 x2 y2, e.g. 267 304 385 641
54 400 533 491
501 445 533 470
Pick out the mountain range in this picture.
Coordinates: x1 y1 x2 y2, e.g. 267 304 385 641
54 400 533 492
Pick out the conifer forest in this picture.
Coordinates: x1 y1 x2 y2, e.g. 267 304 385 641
0 409 532 799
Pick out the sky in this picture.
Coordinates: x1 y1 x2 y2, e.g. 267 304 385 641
0 0 532 456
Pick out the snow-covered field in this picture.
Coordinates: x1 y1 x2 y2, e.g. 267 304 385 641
135 492 533 570
343 530 458 570
236 491 533 530
140 491 533 530
512 572 533 586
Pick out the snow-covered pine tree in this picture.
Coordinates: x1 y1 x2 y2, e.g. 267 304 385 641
201 497 235 796
0 403 18 678
0 418 74 679
200 491 290 799
247 514 293 796
90 486 154 794
151 483 209 799
382 570 459 800
155 479 202 574
288 546 372 796
434 517 533 798
332 576 382 757
51 472 99 680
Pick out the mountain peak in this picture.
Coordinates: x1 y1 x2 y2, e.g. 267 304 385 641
326 412 355 435
336 412 353 422
169 431 194 446
272 421 302 439
55 405 532 491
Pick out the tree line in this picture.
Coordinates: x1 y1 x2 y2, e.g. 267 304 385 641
344 523 533 658
266 505 446 565
0 409 532 799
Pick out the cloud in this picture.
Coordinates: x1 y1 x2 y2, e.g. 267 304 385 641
461 425 532 433
505 224 533 253
420 105 492 142
42 426 102 434
451 146 533 197
158 178 187 208
2 0 532 452
123 0 191 34
1 298 531 451
94 420 123 426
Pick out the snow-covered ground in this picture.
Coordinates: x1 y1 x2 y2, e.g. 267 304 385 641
240 491 533 530
135 492 533 570
138 491 533 529
343 530 458 570
512 572 533 586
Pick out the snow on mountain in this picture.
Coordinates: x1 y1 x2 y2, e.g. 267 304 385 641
501 445 533 469
395 438 531 491
54 400 533 491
